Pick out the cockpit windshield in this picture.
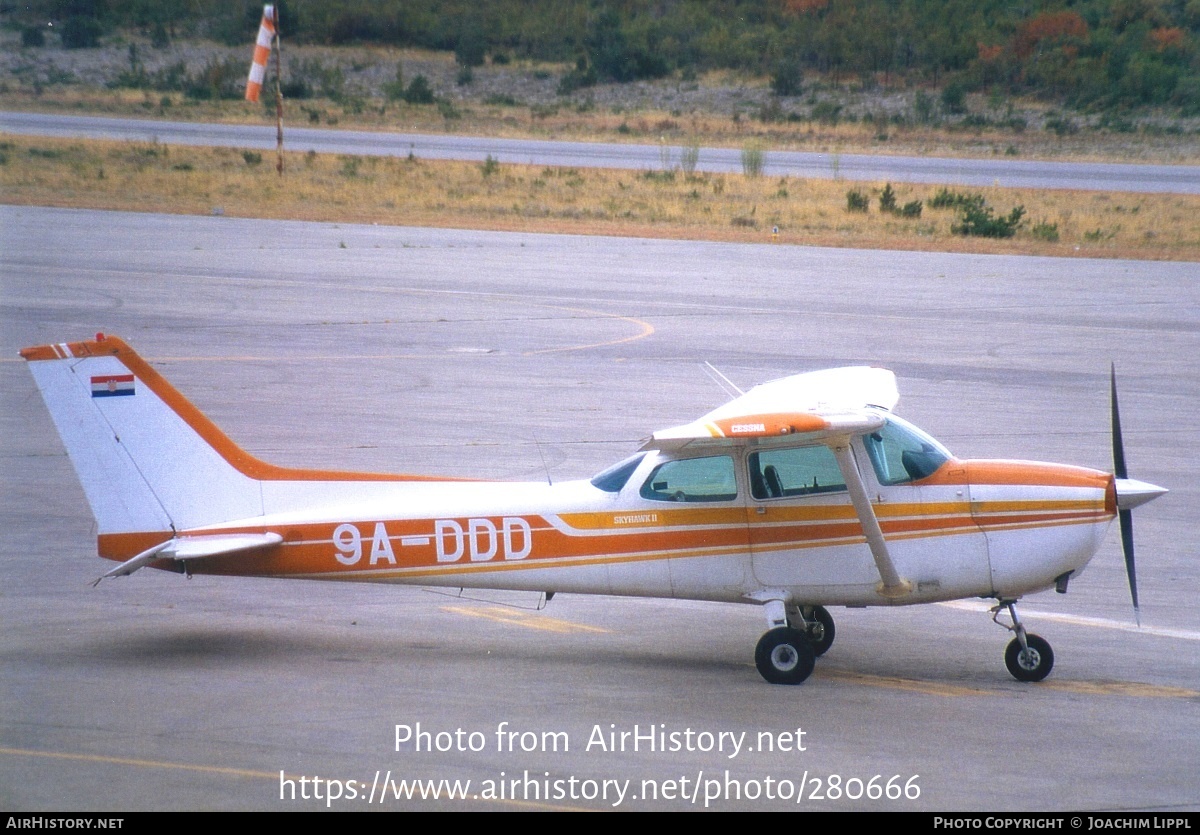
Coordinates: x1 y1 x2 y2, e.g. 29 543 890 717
590 453 646 493
862 416 952 485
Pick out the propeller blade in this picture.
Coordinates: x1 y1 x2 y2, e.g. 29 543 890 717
1119 509 1139 625
1110 363 1128 480
1111 364 1139 625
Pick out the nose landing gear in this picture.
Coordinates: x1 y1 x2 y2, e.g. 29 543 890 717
992 600 1054 682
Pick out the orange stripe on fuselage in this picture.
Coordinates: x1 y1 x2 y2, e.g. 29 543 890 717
95 494 1112 579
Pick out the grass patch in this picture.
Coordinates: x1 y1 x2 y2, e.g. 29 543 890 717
1 135 1197 260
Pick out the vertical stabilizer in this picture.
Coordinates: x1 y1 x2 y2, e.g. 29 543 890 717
22 336 264 534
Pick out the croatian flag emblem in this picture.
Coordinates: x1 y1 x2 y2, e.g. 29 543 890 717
91 374 135 398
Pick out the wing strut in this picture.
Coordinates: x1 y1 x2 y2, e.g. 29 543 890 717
830 443 913 599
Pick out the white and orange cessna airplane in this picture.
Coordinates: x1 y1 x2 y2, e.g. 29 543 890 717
22 334 1166 685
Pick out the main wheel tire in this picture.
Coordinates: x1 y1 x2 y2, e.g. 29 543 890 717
1004 634 1054 682
807 605 836 656
755 627 816 685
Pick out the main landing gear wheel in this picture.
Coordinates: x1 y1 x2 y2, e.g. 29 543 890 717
1004 634 1054 682
755 627 816 685
806 605 836 656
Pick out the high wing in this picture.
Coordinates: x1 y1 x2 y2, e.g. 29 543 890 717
645 366 899 448
646 366 912 598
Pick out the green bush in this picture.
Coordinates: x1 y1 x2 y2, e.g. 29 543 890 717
877 184 922 217
584 8 670 83
810 101 842 125
151 22 170 49
557 62 597 95
383 64 405 101
22 26 46 47
184 57 246 101
940 81 967 115
846 189 869 212
1031 221 1060 242
879 183 897 214
929 188 983 210
455 21 486 68
640 169 675 183
913 90 937 125
61 16 103 49
403 75 435 104
1045 115 1077 136
952 202 1026 238
770 58 803 97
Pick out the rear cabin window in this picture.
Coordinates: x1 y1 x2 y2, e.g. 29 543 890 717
749 445 846 500
639 455 737 503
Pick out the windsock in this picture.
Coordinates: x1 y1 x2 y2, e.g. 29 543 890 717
245 5 277 102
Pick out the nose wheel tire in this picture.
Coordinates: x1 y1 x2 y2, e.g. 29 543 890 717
1004 634 1054 682
755 627 816 685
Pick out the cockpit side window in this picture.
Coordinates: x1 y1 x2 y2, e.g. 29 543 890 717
590 453 646 493
749 446 846 500
639 455 737 503
862 417 951 485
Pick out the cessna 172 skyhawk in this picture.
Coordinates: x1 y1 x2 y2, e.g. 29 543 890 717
22 334 1166 685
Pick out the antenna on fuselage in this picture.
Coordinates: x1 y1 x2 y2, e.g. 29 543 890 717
533 436 553 486
702 362 744 399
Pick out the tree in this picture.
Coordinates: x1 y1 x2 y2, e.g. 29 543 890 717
403 74 435 104
770 56 803 96
60 16 103 48
456 19 486 68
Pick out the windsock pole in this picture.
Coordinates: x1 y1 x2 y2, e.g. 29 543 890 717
245 5 284 176
273 8 284 176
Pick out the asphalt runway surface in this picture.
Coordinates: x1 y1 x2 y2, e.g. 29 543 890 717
5 111 1200 194
1 205 1197 811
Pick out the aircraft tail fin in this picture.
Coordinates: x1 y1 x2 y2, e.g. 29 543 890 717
21 335 266 535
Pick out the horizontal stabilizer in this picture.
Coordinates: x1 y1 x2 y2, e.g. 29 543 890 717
162 532 284 559
94 532 282 585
